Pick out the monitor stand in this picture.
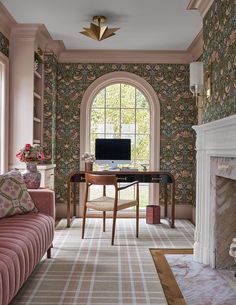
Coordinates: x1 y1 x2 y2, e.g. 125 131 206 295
108 166 120 171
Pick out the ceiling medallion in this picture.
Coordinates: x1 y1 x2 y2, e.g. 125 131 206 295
80 16 119 41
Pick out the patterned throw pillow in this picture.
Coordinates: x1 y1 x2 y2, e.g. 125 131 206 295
0 169 38 218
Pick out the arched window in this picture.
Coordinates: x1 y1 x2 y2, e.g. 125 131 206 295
90 83 150 169
80 72 160 213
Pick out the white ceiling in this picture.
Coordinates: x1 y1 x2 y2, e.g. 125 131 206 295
1 0 202 51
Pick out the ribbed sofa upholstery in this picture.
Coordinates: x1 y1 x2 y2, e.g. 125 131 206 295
0 189 55 305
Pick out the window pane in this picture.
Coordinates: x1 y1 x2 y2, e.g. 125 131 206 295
92 89 105 108
106 84 120 108
121 84 135 108
106 109 120 134
136 89 149 108
119 185 135 201
136 109 150 134
136 135 150 160
90 133 104 154
106 133 120 139
91 109 105 133
135 159 150 170
121 109 135 134
139 184 149 207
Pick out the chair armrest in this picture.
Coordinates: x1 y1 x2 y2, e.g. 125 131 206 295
28 189 55 220
118 181 139 191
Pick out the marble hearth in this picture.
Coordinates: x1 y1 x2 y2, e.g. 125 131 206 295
193 114 236 268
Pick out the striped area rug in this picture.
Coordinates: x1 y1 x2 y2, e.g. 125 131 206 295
10 218 194 305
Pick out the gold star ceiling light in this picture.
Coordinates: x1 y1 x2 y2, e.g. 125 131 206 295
80 16 119 41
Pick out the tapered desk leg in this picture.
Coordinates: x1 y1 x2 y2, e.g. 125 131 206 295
67 181 71 227
171 182 175 228
73 182 77 218
164 184 168 218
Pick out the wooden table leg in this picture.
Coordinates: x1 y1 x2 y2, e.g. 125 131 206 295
164 183 168 218
73 182 77 218
171 182 175 228
67 181 71 227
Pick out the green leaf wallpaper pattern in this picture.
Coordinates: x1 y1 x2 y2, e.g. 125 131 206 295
202 0 236 123
43 53 57 164
0 32 9 57
46 62 197 205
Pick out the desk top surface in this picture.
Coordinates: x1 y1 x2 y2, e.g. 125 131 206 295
67 170 175 183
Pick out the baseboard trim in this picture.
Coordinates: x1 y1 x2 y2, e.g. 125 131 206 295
56 203 195 222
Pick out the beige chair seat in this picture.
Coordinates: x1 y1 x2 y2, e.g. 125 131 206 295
86 196 137 211
82 173 139 245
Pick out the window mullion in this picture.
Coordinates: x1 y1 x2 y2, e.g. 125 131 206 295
134 88 137 167
119 83 121 138
104 88 106 137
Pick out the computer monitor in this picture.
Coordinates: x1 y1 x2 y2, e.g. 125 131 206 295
95 138 131 169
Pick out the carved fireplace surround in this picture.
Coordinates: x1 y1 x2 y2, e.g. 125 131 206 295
193 114 236 268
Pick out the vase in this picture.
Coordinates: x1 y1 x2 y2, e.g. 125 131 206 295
85 162 93 172
22 163 41 189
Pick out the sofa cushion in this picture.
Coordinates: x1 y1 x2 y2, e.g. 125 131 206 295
0 212 54 305
0 170 37 219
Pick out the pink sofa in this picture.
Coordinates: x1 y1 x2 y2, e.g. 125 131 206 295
0 189 55 305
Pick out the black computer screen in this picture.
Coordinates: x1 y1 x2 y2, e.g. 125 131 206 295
95 139 131 161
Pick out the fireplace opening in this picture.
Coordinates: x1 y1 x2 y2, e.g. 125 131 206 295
214 176 236 269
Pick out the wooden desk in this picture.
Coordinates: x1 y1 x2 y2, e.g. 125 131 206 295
66 170 175 228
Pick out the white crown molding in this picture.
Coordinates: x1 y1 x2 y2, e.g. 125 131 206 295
44 40 65 58
10 24 43 42
187 30 203 61
9 23 64 56
58 50 194 64
36 24 53 49
187 0 215 17
0 2 16 38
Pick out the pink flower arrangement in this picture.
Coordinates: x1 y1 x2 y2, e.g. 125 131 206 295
16 144 44 163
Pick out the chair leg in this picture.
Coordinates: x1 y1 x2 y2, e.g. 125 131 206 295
82 204 87 239
136 203 139 238
111 209 117 245
103 211 106 232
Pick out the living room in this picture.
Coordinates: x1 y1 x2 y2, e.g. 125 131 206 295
0 0 235 304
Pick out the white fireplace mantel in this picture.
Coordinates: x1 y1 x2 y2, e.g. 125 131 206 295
193 114 236 266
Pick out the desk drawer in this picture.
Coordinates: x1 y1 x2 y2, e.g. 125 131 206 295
132 174 163 183
117 175 136 183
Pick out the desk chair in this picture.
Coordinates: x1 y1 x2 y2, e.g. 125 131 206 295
82 173 139 245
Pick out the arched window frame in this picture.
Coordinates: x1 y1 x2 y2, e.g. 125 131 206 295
80 71 160 212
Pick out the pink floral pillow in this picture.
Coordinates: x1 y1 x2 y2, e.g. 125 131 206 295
0 170 38 218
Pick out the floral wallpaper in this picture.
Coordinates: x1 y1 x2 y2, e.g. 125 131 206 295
43 53 57 164
0 32 9 57
202 0 236 123
55 63 197 205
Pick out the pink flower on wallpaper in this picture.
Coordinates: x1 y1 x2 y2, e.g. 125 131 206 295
211 51 220 63
182 91 191 99
158 94 166 102
173 94 181 102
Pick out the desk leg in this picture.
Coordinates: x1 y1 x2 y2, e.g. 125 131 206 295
67 182 71 227
73 182 77 218
171 182 175 228
164 184 168 218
